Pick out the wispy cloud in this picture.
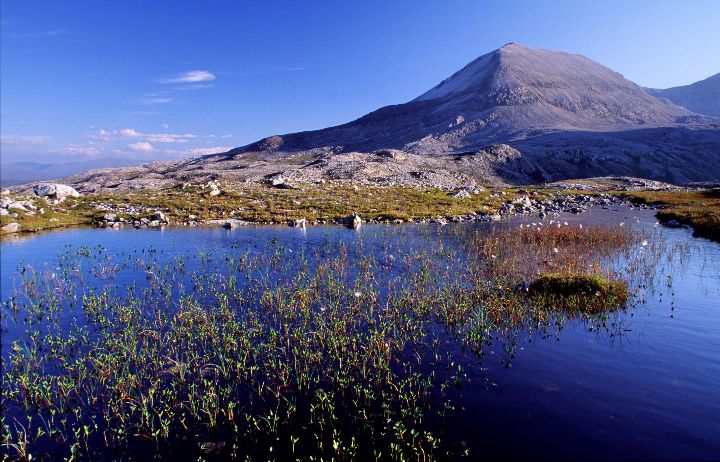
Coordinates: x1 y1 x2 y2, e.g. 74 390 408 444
159 70 215 84
186 146 233 156
137 97 173 105
0 134 48 145
91 128 197 144
5 29 69 39
54 144 102 157
128 142 154 152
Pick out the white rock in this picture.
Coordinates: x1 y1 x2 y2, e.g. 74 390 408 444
33 183 80 198
451 189 472 199
344 213 362 229
7 202 28 212
1 222 20 233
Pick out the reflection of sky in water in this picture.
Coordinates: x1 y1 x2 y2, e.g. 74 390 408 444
1 205 719 459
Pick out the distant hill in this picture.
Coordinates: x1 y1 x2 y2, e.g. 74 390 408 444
1 158 139 186
646 73 720 117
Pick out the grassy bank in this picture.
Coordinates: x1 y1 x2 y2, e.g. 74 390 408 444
621 189 720 241
1 183 522 236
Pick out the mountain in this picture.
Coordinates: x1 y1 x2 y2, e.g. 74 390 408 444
55 44 720 192
646 73 720 117
222 43 705 156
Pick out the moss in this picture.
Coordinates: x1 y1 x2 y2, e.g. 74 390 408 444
528 272 629 313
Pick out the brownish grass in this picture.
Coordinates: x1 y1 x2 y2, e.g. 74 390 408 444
621 189 720 241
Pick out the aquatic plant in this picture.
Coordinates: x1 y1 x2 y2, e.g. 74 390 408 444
1 223 671 460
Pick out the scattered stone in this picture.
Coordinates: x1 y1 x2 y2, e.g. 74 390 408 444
1 222 20 234
7 202 28 212
0 188 9 195
451 189 472 199
344 213 362 229
33 183 81 199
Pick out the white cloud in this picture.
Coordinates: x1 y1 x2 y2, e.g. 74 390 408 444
145 133 196 143
186 146 233 156
159 70 215 84
119 128 142 138
54 145 103 157
0 134 48 145
161 123 170 129
92 128 197 144
138 97 173 105
129 142 154 152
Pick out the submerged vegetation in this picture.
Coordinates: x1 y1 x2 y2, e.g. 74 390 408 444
0 220 672 461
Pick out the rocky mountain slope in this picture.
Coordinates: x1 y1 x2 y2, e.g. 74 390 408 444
646 73 720 117
56 44 720 192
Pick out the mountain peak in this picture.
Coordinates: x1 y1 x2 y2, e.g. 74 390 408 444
224 44 702 157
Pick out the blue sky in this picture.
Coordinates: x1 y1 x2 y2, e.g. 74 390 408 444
1 0 719 167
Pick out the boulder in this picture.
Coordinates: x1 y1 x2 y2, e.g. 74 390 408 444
1 222 20 234
289 218 307 228
344 213 362 229
270 176 287 186
153 211 167 222
7 202 28 212
33 183 80 199
451 189 472 199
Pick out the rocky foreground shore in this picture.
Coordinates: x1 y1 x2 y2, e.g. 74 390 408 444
3 176 708 239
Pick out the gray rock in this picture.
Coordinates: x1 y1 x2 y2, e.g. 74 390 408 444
344 213 362 229
451 189 472 199
289 218 307 228
1 222 20 234
7 202 28 212
33 183 80 199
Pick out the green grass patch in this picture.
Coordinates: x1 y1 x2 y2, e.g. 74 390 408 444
528 272 629 313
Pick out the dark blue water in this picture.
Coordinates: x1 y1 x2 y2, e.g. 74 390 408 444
2 206 719 460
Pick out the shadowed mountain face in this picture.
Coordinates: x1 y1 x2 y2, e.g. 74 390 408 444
224 43 706 156
647 73 720 117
